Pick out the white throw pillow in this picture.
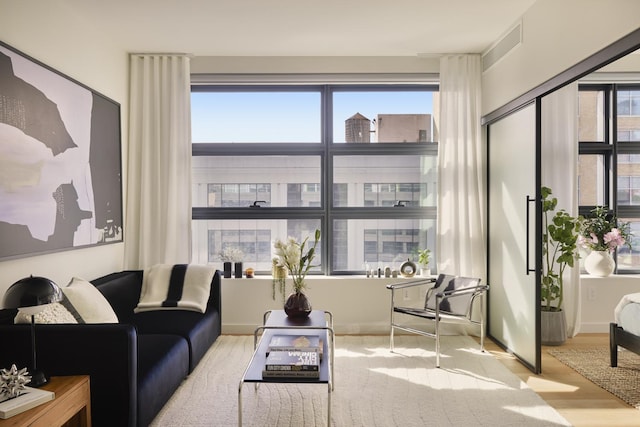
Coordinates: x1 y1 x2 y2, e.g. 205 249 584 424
135 264 214 314
14 302 78 324
61 277 118 323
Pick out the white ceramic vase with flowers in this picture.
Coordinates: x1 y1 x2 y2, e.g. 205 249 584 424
578 206 632 277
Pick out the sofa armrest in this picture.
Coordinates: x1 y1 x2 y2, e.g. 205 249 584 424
0 323 138 427
207 270 222 316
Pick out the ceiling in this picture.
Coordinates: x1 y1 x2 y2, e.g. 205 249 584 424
60 0 537 57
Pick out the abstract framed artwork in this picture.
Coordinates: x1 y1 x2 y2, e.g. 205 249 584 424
0 41 123 260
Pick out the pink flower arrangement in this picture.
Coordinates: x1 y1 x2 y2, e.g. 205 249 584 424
578 207 631 253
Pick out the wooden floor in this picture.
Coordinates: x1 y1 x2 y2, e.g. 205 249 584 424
486 333 640 426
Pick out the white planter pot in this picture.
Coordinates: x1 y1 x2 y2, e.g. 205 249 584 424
584 250 615 277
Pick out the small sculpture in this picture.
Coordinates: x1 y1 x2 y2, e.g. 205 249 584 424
0 365 31 400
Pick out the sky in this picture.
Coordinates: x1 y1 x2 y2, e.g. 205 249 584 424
191 90 434 143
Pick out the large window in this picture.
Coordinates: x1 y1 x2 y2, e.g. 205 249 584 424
191 84 439 273
579 84 640 272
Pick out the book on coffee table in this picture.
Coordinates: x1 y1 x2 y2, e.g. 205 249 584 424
266 334 323 360
265 349 319 371
262 369 320 379
263 349 320 379
0 387 55 419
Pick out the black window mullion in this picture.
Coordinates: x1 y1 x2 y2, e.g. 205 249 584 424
321 85 331 274
612 84 619 210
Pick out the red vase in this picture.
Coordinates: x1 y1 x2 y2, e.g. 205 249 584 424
284 292 312 319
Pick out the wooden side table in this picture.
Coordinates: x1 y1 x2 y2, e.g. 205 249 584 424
0 375 91 427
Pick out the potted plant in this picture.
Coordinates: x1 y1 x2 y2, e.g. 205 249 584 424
578 206 631 276
272 229 321 318
416 248 431 276
541 186 581 345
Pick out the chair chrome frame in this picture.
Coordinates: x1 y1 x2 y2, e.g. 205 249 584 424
387 274 488 368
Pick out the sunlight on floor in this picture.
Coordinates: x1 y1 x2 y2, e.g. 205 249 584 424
523 376 580 392
503 405 572 425
367 366 514 390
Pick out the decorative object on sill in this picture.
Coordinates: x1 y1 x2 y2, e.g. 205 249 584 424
584 250 616 277
400 259 416 278
245 267 255 278
223 262 232 278
234 262 243 278
272 258 287 302
392 270 398 278
578 205 631 276
218 247 244 278
2 276 63 387
0 365 31 399
416 248 431 276
384 266 391 278
273 229 321 319
540 187 580 346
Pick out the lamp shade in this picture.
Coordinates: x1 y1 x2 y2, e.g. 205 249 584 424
3 276 63 312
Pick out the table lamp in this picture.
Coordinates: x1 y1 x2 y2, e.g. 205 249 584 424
3 276 63 387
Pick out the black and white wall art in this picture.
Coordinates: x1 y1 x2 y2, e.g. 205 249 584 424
0 41 123 260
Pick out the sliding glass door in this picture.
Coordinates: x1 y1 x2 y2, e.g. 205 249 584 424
487 102 540 373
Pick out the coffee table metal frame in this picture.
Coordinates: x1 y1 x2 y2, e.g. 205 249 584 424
238 310 334 427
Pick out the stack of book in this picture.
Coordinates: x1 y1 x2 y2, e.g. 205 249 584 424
262 334 322 379
0 387 55 419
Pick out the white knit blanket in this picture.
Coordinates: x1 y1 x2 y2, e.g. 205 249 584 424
135 264 215 314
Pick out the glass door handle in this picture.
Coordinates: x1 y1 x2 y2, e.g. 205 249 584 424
526 195 536 275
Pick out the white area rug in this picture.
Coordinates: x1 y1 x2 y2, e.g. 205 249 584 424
151 335 570 426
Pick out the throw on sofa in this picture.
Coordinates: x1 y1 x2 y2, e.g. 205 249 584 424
0 267 222 427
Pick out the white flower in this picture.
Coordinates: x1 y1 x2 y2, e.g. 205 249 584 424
272 230 320 298
218 247 244 262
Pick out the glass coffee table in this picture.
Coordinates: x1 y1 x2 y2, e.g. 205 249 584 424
238 309 334 427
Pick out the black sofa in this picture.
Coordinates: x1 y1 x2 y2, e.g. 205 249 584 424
0 269 221 427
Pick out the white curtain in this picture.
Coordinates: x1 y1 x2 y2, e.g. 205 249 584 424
541 82 580 336
125 54 192 269
437 55 486 279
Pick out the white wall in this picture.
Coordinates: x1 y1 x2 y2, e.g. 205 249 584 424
579 275 640 333
0 1 128 303
482 0 640 116
222 276 447 335
191 56 440 75
223 276 394 334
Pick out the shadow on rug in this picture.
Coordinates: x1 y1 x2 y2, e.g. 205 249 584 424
548 346 640 409
151 335 570 426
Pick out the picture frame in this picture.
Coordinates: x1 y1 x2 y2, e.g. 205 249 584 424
0 40 123 260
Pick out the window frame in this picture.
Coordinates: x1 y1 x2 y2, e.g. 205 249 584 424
579 83 640 273
191 83 439 274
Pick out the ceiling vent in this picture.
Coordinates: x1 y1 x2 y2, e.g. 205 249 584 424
482 21 522 72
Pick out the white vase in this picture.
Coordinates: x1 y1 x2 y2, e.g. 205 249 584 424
584 250 615 277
